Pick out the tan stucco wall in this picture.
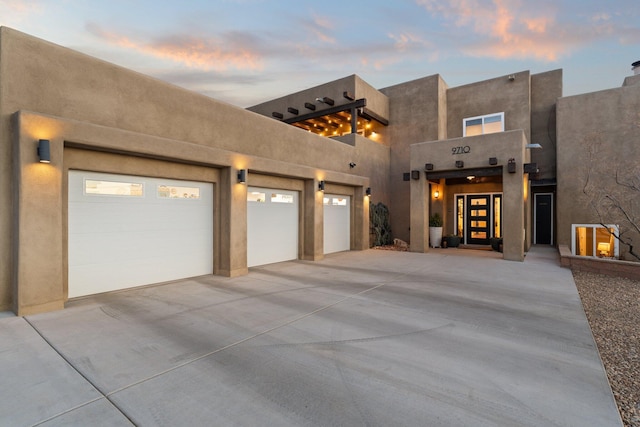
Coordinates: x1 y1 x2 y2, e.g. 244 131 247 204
557 82 640 259
530 69 562 181
0 28 384 313
248 74 389 126
410 130 531 261
380 74 448 243
446 71 531 142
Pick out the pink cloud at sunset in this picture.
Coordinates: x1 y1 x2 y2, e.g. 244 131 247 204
86 23 264 71
416 0 605 61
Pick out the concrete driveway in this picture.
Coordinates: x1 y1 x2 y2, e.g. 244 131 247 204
0 247 622 426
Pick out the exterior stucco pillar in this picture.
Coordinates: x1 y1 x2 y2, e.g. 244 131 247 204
13 118 65 315
502 160 526 261
352 186 370 251
410 173 430 253
218 166 248 277
303 179 324 261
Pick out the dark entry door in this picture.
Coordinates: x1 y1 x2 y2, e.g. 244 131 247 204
466 195 491 245
535 193 553 244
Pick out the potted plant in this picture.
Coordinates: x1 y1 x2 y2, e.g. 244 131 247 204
429 213 443 248
490 237 503 252
445 234 461 248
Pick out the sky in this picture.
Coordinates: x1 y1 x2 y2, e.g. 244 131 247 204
1 0 638 107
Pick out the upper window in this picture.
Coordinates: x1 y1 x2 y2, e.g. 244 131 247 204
571 224 619 258
463 112 504 137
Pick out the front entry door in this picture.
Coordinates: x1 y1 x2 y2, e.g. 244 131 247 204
466 195 491 245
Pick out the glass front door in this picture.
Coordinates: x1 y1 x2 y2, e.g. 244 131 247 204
456 193 502 245
466 195 490 245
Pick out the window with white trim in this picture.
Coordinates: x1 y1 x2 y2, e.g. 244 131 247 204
571 224 619 258
463 112 504 137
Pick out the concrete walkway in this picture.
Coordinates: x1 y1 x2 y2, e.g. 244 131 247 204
0 247 622 426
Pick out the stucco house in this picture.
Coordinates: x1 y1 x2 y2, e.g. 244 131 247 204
1 27 638 315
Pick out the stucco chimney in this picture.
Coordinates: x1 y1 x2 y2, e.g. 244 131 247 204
633 60 640 76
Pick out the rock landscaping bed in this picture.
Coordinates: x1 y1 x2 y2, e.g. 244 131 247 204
573 271 640 427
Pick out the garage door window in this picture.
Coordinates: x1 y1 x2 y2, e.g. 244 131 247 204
158 185 200 199
85 179 143 197
271 193 294 204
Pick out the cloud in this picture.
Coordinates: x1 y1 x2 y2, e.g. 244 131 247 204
0 0 43 13
415 0 615 61
86 23 264 71
300 14 336 44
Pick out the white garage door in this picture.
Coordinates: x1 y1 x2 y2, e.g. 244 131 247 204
68 171 213 298
247 187 298 267
324 195 351 254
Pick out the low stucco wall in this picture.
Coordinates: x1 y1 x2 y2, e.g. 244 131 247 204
559 245 640 280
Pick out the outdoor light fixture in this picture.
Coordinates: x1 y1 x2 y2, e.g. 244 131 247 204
237 169 247 184
411 170 421 180
37 139 50 163
508 158 516 173
366 187 372 197
425 163 434 171
403 172 410 181
349 162 356 168
318 180 325 192
489 157 498 165
434 189 440 199
455 160 464 168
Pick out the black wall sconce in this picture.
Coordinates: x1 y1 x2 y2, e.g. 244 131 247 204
349 162 356 168
403 172 410 181
304 102 316 111
287 107 299 115
366 187 372 197
455 160 464 168
37 139 50 163
318 180 325 192
411 170 421 180
523 163 539 174
489 157 498 165
508 158 516 173
425 163 434 171
237 169 247 184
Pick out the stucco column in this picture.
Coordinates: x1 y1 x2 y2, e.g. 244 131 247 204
410 174 430 253
352 186 370 250
13 127 64 315
303 179 324 261
218 166 248 277
502 163 525 261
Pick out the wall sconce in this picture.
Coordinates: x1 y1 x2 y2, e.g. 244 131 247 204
37 139 51 163
507 158 516 173
349 162 356 168
489 157 498 165
434 189 440 199
403 172 410 181
366 187 372 197
425 163 434 171
523 163 539 174
411 170 421 180
237 169 247 184
455 160 464 168
318 180 325 192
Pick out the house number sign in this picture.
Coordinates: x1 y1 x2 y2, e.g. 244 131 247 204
452 146 471 155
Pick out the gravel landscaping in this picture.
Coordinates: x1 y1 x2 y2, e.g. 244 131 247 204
573 271 640 427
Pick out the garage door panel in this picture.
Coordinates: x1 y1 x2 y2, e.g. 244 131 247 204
247 187 298 267
69 171 213 298
324 195 350 254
